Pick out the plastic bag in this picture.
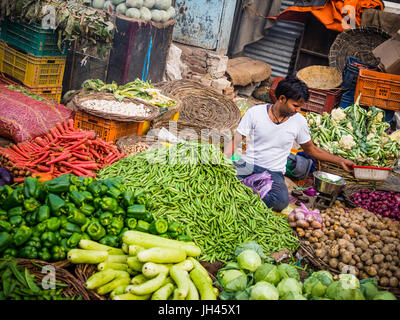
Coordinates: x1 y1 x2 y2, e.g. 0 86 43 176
242 171 273 199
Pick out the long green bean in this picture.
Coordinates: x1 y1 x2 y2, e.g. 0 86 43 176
98 142 299 262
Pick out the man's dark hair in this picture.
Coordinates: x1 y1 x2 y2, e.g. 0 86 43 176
275 76 310 102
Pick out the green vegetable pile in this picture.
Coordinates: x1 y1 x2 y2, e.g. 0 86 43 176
98 142 300 262
1 0 116 58
215 242 398 300
7 85 46 102
80 78 177 108
308 96 400 167
0 259 79 300
0 174 189 261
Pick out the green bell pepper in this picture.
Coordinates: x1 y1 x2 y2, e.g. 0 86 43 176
9 215 23 227
46 217 61 232
44 174 70 194
14 226 32 246
47 194 67 216
69 175 81 186
0 231 12 253
135 220 150 233
81 191 94 202
25 211 37 226
23 177 39 198
158 233 171 239
99 211 113 226
25 238 41 249
59 228 73 239
177 235 192 242
59 238 69 250
99 235 119 248
99 184 108 196
19 246 38 259
2 187 24 210
41 231 57 248
38 247 52 261
0 220 12 232
0 185 13 202
36 205 51 223
114 206 125 216
100 197 118 213
80 233 91 241
2 248 18 259
83 177 94 187
51 246 66 261
68 185 79 193
168 221 183 235
107 216 124 236
67 208 88 226
125 217 137 230
106 187 122 199
8 206 23 218
86 220 106 241
23 198 40 213
87 182 102 198
121 191 135 208
135 191 147 205
62 222 81 234
149 218 168 235
126 204 146 219
143 212 154 223
0 209 7 220
67 232 82 248
80 203 95 216
93 198 102 211
54 231 62 244
102 178 123 190
69 190 86 207
80 218 91 233
31 222 47 237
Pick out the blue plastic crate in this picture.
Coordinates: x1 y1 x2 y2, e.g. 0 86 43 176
342 57 377 90
340 89 355 109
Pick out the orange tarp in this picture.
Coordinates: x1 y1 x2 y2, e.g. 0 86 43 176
277 0 384 32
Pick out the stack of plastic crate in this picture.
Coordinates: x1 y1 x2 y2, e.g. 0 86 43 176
0 19 68 103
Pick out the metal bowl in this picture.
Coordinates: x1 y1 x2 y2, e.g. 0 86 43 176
313 171 347 195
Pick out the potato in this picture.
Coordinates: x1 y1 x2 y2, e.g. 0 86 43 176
380 277 390 287
380 230 391 238
385 255 393 262
342 234 351 241
356 262 364 270
322 256 329 264
315 248 327 259
368 235 379 243
341 252 352 264
389 277 399 288
329 258 339 269
365 258 373 266
355 248 363 256
394 270 400 279
335 227 346 238
355 240 368 251
373 254 385 264
354 255 361 262
289 221 297 228
297 220 310 229
309 236 319 243
329 246 340 258
360 252 372 262
365 266 377 277
386 271 393 278
346 228 356 238
349 259 356 266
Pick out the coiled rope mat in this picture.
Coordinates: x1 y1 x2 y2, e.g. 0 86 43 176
153 80 241 138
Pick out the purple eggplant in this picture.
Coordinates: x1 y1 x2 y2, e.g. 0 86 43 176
0 167 13 185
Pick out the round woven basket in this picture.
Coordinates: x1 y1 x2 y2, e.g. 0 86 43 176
74 264 107 300
296 65 342 90
329 27 391 72
154 80 242 134
72 92 160 122
15 258 92 300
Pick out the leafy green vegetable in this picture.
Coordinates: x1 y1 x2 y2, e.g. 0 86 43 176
236 250 262 273
277 264 300 281
250 281 279 300
254 263 281 286
372 291 397 300
277 278 303 297
234 241 267 259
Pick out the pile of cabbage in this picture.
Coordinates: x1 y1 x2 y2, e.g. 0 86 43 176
215 242 398 300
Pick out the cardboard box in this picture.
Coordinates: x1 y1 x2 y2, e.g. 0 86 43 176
373 29 400 75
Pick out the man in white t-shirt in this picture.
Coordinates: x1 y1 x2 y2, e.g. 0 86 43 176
224 76 355 212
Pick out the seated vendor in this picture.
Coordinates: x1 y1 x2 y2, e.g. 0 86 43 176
224 76 355 212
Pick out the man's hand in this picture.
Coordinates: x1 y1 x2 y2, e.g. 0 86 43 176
339 158 356 173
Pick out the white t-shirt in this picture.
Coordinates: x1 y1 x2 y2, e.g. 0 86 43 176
236 104 311 173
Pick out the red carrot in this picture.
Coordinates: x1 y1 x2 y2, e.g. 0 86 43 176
32 151 50 165
36 165 51 172
45 153 71 165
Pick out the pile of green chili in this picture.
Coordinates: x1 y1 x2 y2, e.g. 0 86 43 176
98 142 299 262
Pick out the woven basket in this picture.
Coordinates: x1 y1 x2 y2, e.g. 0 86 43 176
297 65 343 90
154 80 242 134
342 184 398 208
297 242 400 299
72 92 160 122
14 258 92 300
74 264 107 300
329 27 391 72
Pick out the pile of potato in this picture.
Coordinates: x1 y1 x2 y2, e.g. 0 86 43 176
297 202 400 288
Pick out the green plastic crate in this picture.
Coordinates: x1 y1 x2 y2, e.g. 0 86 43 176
0 19 68 57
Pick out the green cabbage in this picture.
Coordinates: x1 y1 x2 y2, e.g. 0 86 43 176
92 0 105 9
220 269 245 288
250 282 279 300
126 8 141 18
277 278 303 297
254 263 281 286
303 271 333 298
360 278 379 300
338 273 360 289
281 291 308 300
373 291 397 300
236 249 262 273
116 3 127 14
277 264 300 280
326 280 365 300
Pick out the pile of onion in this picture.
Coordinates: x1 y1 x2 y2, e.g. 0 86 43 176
351 189 400 222
288 203 323 229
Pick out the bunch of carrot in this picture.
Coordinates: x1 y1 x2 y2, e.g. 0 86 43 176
0 119 125 182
